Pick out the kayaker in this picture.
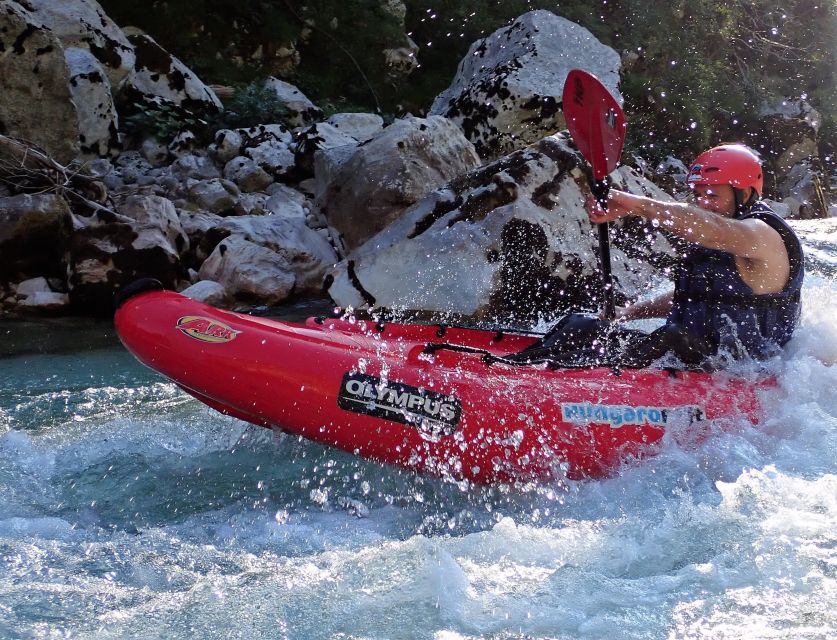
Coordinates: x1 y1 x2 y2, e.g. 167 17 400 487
587 143 804 368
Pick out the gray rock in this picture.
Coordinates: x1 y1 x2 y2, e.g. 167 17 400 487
430 10 621 158
327 134 675 323
223 157 274 193
0 3 79 162
188 179 240 214
213 216 337 294
170 154 222 181
180 280 229 307
263 77 322 127
123 32 222 112
198 235 295 305
24 0 136 87
294 123 363 174
315 115 482 252
64 47 120 158
325 113 385 142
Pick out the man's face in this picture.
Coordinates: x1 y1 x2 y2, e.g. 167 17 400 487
691 183 737 216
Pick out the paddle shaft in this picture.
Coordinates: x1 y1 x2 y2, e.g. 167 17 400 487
589 108 616 321
591 179 616 320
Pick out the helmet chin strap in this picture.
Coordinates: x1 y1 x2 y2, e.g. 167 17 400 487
734 187 757 217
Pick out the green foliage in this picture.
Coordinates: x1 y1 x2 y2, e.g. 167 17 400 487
217 83 290 129
100 0 837 166
122 102 207 143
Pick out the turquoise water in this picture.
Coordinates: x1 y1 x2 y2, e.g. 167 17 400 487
2 285 837 639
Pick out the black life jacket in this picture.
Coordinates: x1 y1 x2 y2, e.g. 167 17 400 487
667 202 804 358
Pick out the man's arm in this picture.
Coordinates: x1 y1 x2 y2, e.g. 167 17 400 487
589 190 784 262
617 290 673 321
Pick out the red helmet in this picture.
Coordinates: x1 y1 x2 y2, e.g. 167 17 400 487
686 144 763 197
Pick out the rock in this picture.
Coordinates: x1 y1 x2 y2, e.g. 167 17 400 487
223 157 274 193
170 154 222 181
263 77 323 127
140 138 170 166
213 216 337 294
69 200 185 316
123 32 222 112
211 129 245 164
384 35 419 77
0 3 80 162
168 130 198 157
64 47 120 158
198 235 295 305
13 276 70 312
117 195 188 254
315 115 482 252
264 186 308 219
325 113 385 142
0 194 73 283
327 133 676 323
232 193 267 216
24 0 136 87
430 10 621 158
244 139 297 179
180 280 229 307
188 179 240 215
777 160 829 219
294 123 363 174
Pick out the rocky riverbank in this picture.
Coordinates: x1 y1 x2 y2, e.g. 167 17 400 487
0 2 832 319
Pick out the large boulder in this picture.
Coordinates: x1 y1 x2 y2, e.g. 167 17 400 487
314 115 482 252
122 32 222 113
68 197 185 315
430 10 621 159
326 134 676 324
760 98 828 218
64 47 120 158
0 2 80 162
197 235 295 306
212 216 337 294
263 77 323 127
23 0 136 87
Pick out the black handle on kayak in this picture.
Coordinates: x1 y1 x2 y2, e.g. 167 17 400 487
591 177 616 321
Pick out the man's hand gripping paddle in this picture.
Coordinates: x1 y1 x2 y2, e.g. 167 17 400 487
562 69 627 321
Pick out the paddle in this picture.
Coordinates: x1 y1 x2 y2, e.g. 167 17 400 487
561 69 627 320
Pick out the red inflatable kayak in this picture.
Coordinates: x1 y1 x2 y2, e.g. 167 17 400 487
114 284 767 484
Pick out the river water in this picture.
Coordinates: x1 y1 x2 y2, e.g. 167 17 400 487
2 223 837 639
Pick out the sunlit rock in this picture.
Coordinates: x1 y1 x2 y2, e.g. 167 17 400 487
210 216 337 294
180 279 229 306
24 0 136 87
327 134 676 323
11 277 70 313
197 235 295 305
430 10 620 159
121 32 222 112
64 47 120 158
0 3 79 162
325 113 385 142
314 115 482 253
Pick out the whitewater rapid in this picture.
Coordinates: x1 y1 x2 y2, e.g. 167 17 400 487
1 253 836 639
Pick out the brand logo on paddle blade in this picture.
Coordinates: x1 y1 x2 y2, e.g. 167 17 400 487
338 372 461 437
176 316 240 343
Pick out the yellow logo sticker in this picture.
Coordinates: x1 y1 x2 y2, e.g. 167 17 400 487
176 316 240 343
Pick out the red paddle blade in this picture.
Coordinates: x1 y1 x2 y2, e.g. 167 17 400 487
562 69 627 180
